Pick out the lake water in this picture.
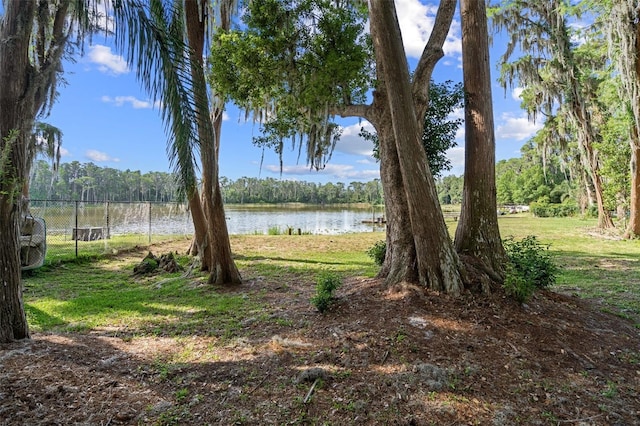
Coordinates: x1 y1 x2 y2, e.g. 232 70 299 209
30 202 386 236
114 205 387 236
225 206 385 235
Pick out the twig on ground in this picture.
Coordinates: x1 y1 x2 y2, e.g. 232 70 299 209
248 373 270 395
303 378 319 404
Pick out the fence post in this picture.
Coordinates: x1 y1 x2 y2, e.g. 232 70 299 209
148 202 152 244
106 201 110 239
75 200 79 258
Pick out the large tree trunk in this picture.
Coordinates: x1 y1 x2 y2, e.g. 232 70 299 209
625 19 640 238
185 0 241 284
207 113 242 284
454 0 506 288
626 129 640 237
0 0 37 342
373 91 418 284
369 0 463 294
187 188 213 268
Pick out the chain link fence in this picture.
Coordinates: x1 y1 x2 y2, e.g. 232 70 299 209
28 200 194 262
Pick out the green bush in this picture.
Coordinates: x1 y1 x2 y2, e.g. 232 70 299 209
530 201 579 217
366 240 386 266
311 271 342 313
503 235 558 303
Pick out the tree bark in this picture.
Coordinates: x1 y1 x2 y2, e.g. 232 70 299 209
625 19 640 238
185 0 240 284
625 129 640 237
582 136 614 229
0 0 37 342
369 0 463 294
205 114 240 285
454 0 506 288
372 91 418 284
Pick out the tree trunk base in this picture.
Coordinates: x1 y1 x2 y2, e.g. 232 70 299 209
458 254 503 294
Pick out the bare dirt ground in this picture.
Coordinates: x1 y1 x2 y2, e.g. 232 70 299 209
1 240 639 425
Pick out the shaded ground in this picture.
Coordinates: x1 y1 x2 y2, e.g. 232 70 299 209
1 241 639 425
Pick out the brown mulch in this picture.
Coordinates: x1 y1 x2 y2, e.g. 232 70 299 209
1 243 639 425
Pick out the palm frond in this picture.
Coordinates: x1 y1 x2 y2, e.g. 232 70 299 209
110 0 199 197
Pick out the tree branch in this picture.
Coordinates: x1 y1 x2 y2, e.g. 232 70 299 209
330 103 372 121
412 0 457 124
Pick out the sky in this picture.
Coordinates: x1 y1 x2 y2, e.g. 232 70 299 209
22 0 541 184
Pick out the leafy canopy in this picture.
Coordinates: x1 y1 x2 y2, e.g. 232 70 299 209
208 0 373 170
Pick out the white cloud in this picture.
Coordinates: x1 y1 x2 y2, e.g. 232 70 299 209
495 112 543 141
396 0 462 59
446 146 465 168
335 121 375 157
88 44 128 75
512 87 524 101
101 95 160 109
59 147 70 157
265 163 379 181
85 150 120 163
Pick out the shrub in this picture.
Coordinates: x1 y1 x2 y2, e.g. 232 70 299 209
366 240 386 266
530 201 579 217
503 235 558 303
311 271 342 313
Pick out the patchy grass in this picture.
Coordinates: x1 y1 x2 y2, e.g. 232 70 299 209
23 256 252 336
44 234 187 264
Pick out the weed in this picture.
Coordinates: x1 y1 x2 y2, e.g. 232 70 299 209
267 225 282 235
274 317 294 327
602 381 618 398
503 235 558 303
175 388 189 402
310 271 342 313
541 410 558 422
366 240 386 266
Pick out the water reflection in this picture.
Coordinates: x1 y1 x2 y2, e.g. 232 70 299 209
226 206 384 235
29 202 386 237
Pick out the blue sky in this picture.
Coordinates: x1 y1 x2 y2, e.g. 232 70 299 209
32 0 540 184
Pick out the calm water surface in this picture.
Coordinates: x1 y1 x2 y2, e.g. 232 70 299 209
225 206 385 235
32 202 386 236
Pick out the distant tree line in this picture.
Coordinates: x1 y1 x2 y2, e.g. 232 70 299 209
29 160 181 203
28 160 388 205
31 154 601 213
220 176 384 205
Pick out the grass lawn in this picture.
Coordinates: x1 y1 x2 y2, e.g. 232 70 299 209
22 214 640 332
12 214 640 425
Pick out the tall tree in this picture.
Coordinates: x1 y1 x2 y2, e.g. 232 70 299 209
492 0 615 229
454 0 506 286
184 0 240 284
113 0 241 283
210 0 469 292
0 0 77 342
596 0 640 236
369 0 463 293
1 0 233 342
